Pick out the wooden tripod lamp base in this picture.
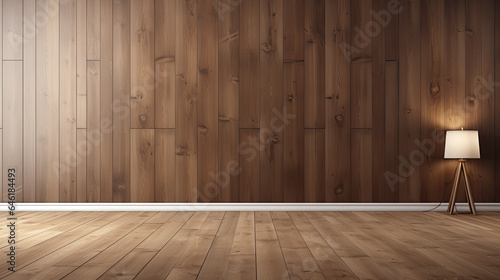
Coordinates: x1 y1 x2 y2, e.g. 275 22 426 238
447 159 477 215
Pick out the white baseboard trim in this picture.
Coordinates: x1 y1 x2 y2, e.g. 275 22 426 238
1 202 499 212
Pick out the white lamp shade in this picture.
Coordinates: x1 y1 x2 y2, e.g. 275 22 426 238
444 130 480 159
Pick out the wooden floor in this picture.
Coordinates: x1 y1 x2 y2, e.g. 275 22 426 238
1 211 499 279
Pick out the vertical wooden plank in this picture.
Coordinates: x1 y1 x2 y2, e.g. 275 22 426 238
283 62 304 202
259 0 283 202
350 0 372 59
0 129 2 202
239 0 259 128
325 0 350 202
304 0 325 128
3 61 22 201
350 0 372 130
131 129 155 202
36 0 59 202
100 0 113 202
87 0 100 60
283 0 304 60
175 0 198 202
218 0 239 202
495 0 500 202
305 129 325 202
112 0 131 202
60 0 78 202
385 0 400 61
154 0 175 129
77 0 87 128
398 0 421 202
351 130 373 202
23 0 36 202
0 0 2 131
239 129 259 202
76 129 87 202
351 60 372 129
420 0 445 202
385 61 399 201
2 0 22 60
465 0 482 201
372 0 386 202
479 0 495 202
197 0 218 202
87 61 101 202
444 0 466 203
155 129 176 202
131 0 154 128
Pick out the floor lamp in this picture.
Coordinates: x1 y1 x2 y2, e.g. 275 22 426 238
444 129 480 215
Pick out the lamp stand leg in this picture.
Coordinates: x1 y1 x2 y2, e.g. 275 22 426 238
461 161 477 215
448 161 462 214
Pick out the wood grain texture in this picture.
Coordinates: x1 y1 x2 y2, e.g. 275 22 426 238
87 61 101 202
479 0 495 202
239 129 259 202
2 0 500 203
6 211 500 278
218 0 239 202
59 0 77 202
131 0 154 129
305 129 325 202
100 0 113 202
385 61 399 201
444 0 466 202
112 0 131 202
259 0 283 202
385 0 400 61
398 0 421 202
154 0 176 129
175 0 198 202
351 59 372 129
87 0 101 60
2 61 22 201
304 0 325 129
283 62 304 202
283 0 304 60
76 129 87 202
197 0 218 203
465 0 482 202
325 0 350 202
23 0 36 202
36 0 59 202
0 0 2 130
76 0 87 128
420 0 445 202
371 0 386 202
495 0 500 202
155 129 176 202
351 130 373 202
239 0 259 129
2 0 22 60
131 129 155 202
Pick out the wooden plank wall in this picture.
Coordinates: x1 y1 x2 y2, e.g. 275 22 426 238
1 0 499 203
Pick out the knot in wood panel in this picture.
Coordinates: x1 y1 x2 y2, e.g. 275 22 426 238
288 94 294 102
272 136 280 143
176 147 186 156
430 82 440 97
262 42 272 53
335 185 344 194
335 114 344 122
468 95 476 105
465 28 474 38
139 114 147 122
116 183 126 191
198 125 208 135
218 115 230 122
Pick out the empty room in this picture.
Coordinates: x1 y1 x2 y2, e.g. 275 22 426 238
1 0 500 279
